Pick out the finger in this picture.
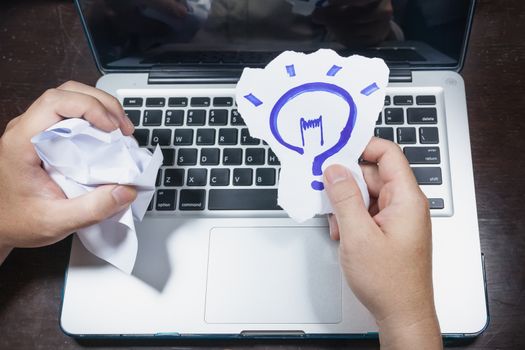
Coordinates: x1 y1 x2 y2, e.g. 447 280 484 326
22 88 118 137
323 164 378 242
328 214 340 241
49 185 137 236
360 162 383 198
362 137 417 187
58 81 134 135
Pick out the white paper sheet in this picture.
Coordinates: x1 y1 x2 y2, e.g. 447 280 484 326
31 119 163 273
236 49 389 222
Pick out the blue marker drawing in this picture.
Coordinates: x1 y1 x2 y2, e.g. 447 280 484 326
286 64 296 77
300 116 324 147
360 82 379 96
244 93 263 107
326 65 342 77
269 82 357 191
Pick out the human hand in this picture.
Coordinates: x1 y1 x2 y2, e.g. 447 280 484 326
312 0 394 48
0 81 137 263
323 137 442 349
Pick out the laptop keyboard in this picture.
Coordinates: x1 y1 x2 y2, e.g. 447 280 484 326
121 89 452 217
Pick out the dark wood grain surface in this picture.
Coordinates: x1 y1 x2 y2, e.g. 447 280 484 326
1 1 524 349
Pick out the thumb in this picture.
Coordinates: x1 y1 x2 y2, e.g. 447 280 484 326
323 164 374 240
52 185 137 235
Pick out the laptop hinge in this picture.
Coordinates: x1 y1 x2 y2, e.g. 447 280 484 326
148 66 242 84
388 65 412 83
149 65 412 84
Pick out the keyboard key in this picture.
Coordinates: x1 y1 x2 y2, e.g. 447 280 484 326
187 168 207 186
161 148 175 166
201 148 220 165
374 127 394 142
397 127 416 144
174 129 193 146
124 110 140 126
393 95 413 105
384 108 404 124
223 148 243 165
268 148 280 165
210 168 230 186
209 109 228 125
428 198 444 209
177 148 198 166
156 189 176 211
190 97 210 107
123 97 143 107
151 129 172 146
147 198 154 211
196 128 216 145
218 128 238 145
213 97 233 107
240 128 260 145
164 168 184 187
208 189 280 210
407 108 437 124
143 110 162 126
419 127 439 144
187 110 206 126
412 167 442 185
179 189 206 210
133 129 149 146
404 147 440 164
165 110 184 126
376 112 382 125
168 97 188 107
416 95 436 105
384 96 391 106
233 168 253 186
245 148 265 165
146 97 165 107
256 168 276 186
231 109 245 125
156 169 162 186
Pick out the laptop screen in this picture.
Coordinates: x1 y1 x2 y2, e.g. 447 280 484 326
76 0 474 72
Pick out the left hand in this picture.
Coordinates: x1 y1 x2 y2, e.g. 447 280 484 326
0 81 137 263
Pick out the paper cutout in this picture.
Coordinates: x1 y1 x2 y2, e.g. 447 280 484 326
31 119 163 273
236 49 389 222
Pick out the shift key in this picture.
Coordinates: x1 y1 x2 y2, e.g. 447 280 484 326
412 167 442 185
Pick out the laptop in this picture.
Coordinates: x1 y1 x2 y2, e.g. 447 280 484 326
61 0 488 338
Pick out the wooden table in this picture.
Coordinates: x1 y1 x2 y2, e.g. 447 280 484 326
1 1 524 349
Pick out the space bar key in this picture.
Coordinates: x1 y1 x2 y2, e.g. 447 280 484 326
208 189 281 210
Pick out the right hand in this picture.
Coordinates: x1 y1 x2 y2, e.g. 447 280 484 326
323 137 442 350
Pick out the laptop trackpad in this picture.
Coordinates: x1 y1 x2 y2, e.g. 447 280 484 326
205 226 342 324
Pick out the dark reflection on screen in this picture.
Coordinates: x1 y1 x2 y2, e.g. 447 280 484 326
78 0 472 69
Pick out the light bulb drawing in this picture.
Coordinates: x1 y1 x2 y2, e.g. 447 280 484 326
235 49 389 222
243 64 380 191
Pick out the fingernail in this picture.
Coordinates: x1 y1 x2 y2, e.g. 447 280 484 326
112 186 135 206
325 165 348 185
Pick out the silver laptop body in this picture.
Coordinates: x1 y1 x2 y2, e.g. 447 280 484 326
61 0 487 338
